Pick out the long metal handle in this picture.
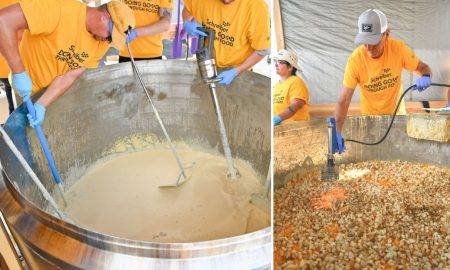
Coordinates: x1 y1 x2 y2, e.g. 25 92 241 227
126 44 187 180
209 84 238 179
327 121 333 158
25 99 67 205
0 126 64 218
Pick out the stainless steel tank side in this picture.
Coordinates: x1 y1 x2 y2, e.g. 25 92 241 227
0 60 271 269
274 116 450 188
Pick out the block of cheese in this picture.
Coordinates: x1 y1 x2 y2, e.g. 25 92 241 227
406 113 450 142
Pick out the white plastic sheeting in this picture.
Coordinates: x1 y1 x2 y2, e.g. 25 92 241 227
280 0 450 104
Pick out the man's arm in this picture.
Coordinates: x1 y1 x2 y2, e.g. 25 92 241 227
134 8 171 37
277 98 305 120
36 68 86 108
235 51 266 75
413 60 432 91
335 86 355 132
415 60 432 77
217 51 267 85
0 4 28 73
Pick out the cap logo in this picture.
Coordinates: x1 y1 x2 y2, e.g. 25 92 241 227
362 24 372 32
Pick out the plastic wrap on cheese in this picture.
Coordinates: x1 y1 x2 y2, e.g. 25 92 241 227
407 114 450 142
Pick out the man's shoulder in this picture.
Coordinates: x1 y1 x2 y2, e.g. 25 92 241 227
251 0 268 7
387 38 409 51
388 38 405 47
387 38 405 46
349 45 365 61
245 0 268 11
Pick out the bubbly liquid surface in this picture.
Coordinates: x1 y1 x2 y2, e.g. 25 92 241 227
64 149 270 242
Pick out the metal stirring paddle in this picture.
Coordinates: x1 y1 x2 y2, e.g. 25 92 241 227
126 42 191 187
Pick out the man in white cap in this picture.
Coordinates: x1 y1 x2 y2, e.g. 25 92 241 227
273 49 310 126
334 9 432 153
0 0 135 127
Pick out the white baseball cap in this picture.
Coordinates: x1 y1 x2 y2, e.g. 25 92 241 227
354 9 388 45
274 49 301 71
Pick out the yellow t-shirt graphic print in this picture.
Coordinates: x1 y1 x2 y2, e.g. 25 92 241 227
183 0 270 68
273 76 310 121
343 38 419 115
120 0 173 58
18 0 109 94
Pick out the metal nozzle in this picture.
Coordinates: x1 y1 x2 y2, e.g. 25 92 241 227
321 158 339 182
195 27 239 180
198 59 218 82
321 120 339 182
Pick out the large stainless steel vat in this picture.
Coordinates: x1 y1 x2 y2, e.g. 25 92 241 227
0 60 271 269
274 116 450 187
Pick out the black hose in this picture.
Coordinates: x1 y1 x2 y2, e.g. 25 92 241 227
346 83 450 146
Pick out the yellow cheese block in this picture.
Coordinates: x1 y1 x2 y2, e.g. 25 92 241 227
406 113 450 142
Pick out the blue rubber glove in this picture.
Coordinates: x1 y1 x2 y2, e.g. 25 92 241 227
126 29 138 44
335 132 346 154
273 115 282 126
414 75 431 92
218 68 238 85
183 20 207 37
27 103 46 128
12 71 32 99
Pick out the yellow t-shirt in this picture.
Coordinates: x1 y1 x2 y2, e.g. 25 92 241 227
0 0 18 78
343 38 419 115
119 0 172 58
183 0 270 68
18 0 109 94
0 51 7 78
273 76 310 121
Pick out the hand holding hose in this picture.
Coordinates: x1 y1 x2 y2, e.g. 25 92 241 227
413 75 431 92
126 29 139 44
335 132 346 154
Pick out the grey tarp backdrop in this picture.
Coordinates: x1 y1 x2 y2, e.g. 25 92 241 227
280 0 450 104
